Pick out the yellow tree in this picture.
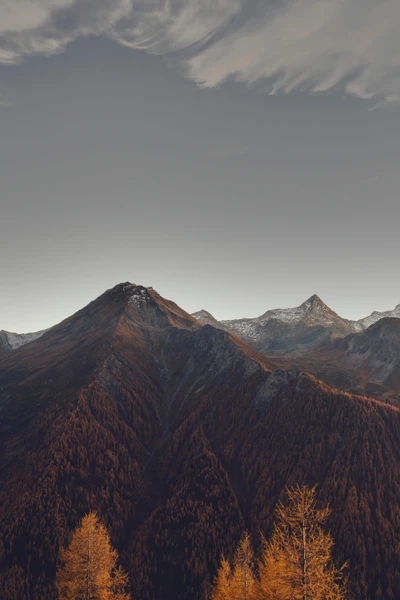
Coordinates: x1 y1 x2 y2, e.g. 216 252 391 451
258 485 347 600
231 531 257 600
56 511 131 600
257 537 282 600
211 558 232 600
211 532 257 600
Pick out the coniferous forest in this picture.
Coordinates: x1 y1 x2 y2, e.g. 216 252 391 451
2 284 400 599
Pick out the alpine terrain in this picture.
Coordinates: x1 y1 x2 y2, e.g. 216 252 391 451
1 284 400 599
194 296 400 401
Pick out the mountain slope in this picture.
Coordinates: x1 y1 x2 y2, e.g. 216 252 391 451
294 317 400 401
1 284 400 599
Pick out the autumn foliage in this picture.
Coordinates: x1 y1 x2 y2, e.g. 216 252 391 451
56 512 131 600
211 486 347 600
2 284 400 599
210 532 257 600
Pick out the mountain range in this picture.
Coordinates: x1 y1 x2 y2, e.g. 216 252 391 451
193 295 400 401
193 294 400 347
2 284 400 599
4 292 399 357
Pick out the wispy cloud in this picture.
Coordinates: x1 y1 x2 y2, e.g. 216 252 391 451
1 0 400 104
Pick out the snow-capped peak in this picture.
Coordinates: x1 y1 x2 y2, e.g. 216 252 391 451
214 294 355 348
352 304 400 331
253 294 344 327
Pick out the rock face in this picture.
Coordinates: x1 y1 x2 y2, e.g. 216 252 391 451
2 284 400 600
280 317 400 402
335 317 400 382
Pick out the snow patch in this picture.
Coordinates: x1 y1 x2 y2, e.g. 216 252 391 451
126 286 152 308
1 328 48 350
221 295 352 342
352 305 400 331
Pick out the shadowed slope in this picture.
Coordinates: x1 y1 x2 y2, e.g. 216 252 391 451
287 317 400 402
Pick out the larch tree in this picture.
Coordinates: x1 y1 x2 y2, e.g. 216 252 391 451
258 485 347 600
211 558 233 600
211 532 257 600
56 511 131 600
231 531 257 600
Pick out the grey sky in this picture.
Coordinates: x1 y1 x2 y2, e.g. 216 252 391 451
1 1 400 332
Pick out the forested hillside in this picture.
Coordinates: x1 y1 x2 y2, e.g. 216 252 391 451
1 284 400 599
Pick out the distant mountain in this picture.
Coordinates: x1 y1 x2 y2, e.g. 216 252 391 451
191 297 400 399
0 328 47 353
352 303 400 331
335 317 400 384
193 295 356 355
297 317 400 399
191 309 228 331
2 283 400 599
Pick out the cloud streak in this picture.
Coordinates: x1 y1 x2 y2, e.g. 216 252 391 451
1 0 400 104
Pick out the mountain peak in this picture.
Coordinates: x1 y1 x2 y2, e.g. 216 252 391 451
309 293 323 303
121 283 153 308
296 294 354 331
100 282 156 311
193 309 213 317
192 309 229 332
301 294 326 310
192 309 217 321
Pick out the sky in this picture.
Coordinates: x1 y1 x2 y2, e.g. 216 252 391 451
1 0 400 332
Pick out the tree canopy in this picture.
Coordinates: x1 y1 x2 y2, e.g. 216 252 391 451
56 511 131 600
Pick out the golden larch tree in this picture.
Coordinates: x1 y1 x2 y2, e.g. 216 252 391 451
258 485 347 600
231 531 257 600
211 532 257 600
211 558 233 600
56 511 131 600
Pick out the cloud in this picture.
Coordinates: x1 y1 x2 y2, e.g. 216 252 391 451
1 0 400 104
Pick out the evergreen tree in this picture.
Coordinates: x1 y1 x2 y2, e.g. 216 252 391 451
56 511 131 600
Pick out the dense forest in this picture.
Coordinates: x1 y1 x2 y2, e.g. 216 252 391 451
54 486 347 599
1 284 400 599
